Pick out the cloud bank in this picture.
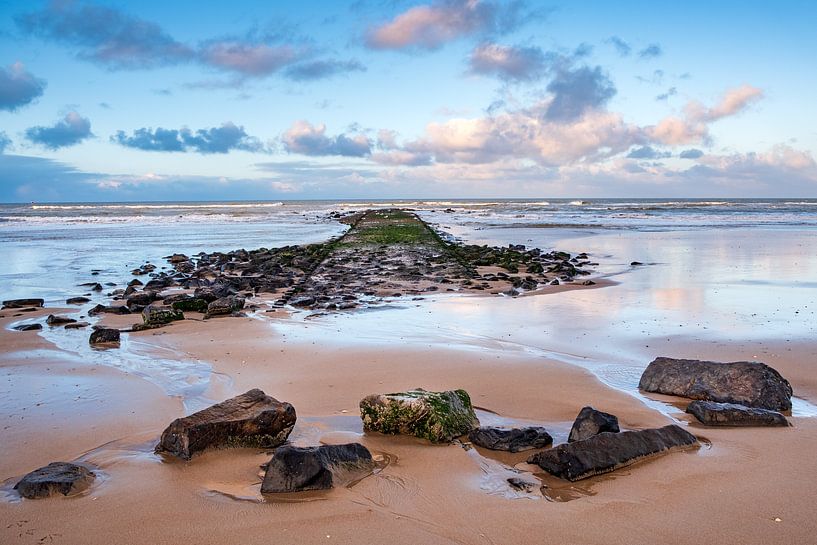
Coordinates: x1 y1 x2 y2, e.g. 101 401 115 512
112 122 266 154
0 62 46 111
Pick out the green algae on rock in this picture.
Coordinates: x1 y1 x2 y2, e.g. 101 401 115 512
359 388 480 443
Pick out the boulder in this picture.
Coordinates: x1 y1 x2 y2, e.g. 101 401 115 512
168 253 189 263
528 425 698 481
360 388 479 443
639 357 793 411
468 426 553 452
14 462 95 499
686 400 789 427
142 304 184 326
155 389 296 460
2 298 44 309
126 291 159 307
89 328 120 346
206 295 245 316
568 406 620 443
261 443 374 493
13 323 42 331
66 296 90 305
46 314 77 326
171 297 209 313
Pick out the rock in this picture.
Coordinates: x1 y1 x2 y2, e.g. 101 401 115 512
528 425 698 481
88 304 131 315
13 323 42 331
468 426 553 452
170 297 209 313
630 261 643 266
142 304 184 326
507 477 536 492
91 283 103 292
261 443 374 493
14 462 95 499
360 388 479 443
168 253 189 263
639 357 793 411
289 295 316 308
66 296 90 304
206 295 245 316
126 291 158 307
568 406 620 443
686 400 789 427
89 328 120 346
65 321 90 329
155 389 296 460
46 314 77 326
2 298 44 309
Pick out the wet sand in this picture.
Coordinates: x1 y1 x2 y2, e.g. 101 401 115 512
2 227 817 544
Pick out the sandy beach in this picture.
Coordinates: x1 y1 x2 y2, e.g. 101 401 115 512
2 209 816 545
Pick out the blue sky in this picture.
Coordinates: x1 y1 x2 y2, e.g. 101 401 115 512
1 0 816 202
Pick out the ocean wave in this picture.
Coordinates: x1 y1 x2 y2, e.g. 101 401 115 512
30 202 285 210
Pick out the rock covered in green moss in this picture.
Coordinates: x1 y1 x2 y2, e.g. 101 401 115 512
142 304 184 325
359 388 479 443
170 297 209 313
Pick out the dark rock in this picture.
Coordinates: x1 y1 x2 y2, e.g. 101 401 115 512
168 253 189 263
686 400 789 427
91 283 103 292
13 323 42 331
46 314 77 326
65 321 90 329
170 297 209 313
155 389 296 460
568 406 620 443
468 426 553 452
360 388 479 443
14 462 95 499
142 304 184 325
128 279 143 287
290 295 316 308
126 291 158 307
66 296 90 305
580 280 596 285
206 295 245 316
528 425 699 481
630 261 643 266
507 477 536 492
89 328 120 346
88 304 131 316
261 443 374 493
639 357 793 411
2 298 44 309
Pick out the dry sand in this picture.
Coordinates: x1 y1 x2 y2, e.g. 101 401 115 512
2 308 816 545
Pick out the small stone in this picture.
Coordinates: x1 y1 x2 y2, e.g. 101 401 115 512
568 406 620 443
468 426 553 452
89 328 120 346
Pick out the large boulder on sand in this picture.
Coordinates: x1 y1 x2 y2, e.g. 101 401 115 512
206 295 245 316
360 388 479 443
639 357 793 411
568 406 620 442
142 304 184 325
14 462 95 499
155 389 296 460
468 426 552 452
686 400 789 427
528 424 698 481
261 443 375 493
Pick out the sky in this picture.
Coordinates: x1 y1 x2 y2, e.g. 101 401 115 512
1 0 816 202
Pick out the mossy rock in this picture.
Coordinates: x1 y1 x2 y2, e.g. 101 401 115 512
359 388 479 443
142 305 184 325
171 298 209 313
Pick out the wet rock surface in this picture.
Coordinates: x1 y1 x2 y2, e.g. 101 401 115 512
261 443 375 493
156 389 296 460
142 304 184 326
686 400 789 427
2 298 44 309
528 425 699 481
468 426 553 452
46 314 77 326
89 327 120 345
13 323 42 331
105 209 597 320
639 357 793 411
14 462 95 499
568 406 620 443
360 388 479 443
